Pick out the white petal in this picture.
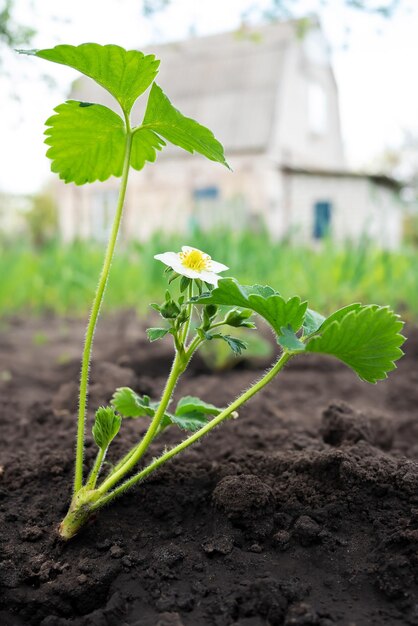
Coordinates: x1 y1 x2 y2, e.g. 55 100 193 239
210 260 229 273
164 257 184 271
154 252 180 268
181 245 200 254
179 267 203 279
197 271 220 286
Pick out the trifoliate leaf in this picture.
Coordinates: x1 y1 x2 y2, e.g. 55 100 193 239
146 327 169 342
302 308 326 335
92 406 121 450
142 83 229 167
25 44 160 114
111 387 156 418
194 278 307 339
112 389 222 433
175 396 222 417
306 305 405 383
44 101 126 184
278 326 306 352
43 101 165 184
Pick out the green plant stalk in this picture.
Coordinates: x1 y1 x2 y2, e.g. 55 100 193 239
100 290 198 487
59 350 292 538
93 350 292 508
85 447 106 490
97 349 184 495
180 283 194 346
74 123 133 493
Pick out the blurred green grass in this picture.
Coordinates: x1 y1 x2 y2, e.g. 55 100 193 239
1 230 417 319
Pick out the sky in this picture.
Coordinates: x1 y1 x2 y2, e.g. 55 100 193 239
0 0 417 194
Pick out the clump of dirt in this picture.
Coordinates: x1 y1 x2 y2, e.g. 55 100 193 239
321 401 395 450
0 313 417 625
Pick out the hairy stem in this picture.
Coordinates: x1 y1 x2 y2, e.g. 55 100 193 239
74 124 133 493
85 447 106 490
99 290 198 490
97 351 184 495
93 351 291 508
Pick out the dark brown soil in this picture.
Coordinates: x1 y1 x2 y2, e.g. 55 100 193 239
0 311 418 626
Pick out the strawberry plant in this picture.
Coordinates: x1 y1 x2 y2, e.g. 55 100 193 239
20 44 405 539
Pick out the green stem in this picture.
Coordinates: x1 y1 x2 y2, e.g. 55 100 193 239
74 124 133 493
97 350 184 495
101 329 202 486
93 351 291 508
185 335 203 360
85 447 106 490
178 283 194 363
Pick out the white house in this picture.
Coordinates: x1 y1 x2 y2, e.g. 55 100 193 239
56 19 403 248
0 192 30 237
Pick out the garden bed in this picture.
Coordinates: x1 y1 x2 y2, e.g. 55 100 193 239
0 312 417 626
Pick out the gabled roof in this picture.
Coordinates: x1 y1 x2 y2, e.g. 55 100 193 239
70 21 297 156
147 22 294 154
282 165 402 191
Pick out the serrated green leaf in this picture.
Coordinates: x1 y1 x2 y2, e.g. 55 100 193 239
306 305 405 383
194 278 307 339
43 101 165 184
200 326 273 371
175 396 222 417
111 387 156 418
278 326 306 352
302 308 326 335
29 43 160 114
44 101 126 184
319 303 362 332
223 308 255 328
131 128 166 170
142 83 229 167
210 333 247 355
146 327 169 342
171 395 223 432
92 406 121 450
170 412 209 432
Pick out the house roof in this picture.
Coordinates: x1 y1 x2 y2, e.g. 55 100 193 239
146 22 295 154
70 21 298 155
281 165 402 191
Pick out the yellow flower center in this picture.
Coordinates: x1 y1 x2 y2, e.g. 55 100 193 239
180 249 211 272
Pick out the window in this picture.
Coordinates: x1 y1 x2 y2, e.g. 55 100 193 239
313 201 332 239
193 186 219 201
308 81 328 136
192 186 220 230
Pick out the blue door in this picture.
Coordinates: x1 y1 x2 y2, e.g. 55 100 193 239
313 201 332 239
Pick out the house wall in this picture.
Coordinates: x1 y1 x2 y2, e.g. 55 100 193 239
0 193 30 237
281 172 402 249
272 30 345 170
55 24 398 247
55 153 282 242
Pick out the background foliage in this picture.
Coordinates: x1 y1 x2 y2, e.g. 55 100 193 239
1 230 416 318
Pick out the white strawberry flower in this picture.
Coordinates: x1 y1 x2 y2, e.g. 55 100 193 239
154 246 228 286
